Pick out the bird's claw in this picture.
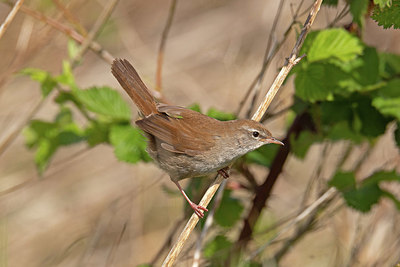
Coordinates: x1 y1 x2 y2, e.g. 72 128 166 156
190 203 208 218
218 167 230 178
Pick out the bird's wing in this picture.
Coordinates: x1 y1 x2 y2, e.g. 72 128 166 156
136 105 216 156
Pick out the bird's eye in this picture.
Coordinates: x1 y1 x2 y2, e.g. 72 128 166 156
252 131 260 138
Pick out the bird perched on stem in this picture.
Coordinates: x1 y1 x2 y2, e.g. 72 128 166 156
111 59 283 218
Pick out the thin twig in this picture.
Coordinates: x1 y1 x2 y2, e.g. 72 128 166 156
162 1 323 266
156 0 177 91
162 173 224 266
248 187 337 260
52 0 88 36
0 97 45 159
0 0 25 40
192 179 227 267
72 0 119 65
236 0 306 117
6 2 115 63
245 0 285 119
150 217 186 265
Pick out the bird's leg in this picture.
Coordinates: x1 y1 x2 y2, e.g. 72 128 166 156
218 167 230 179
173 181 208 218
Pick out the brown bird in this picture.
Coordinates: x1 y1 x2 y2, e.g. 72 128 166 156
111 59 283 218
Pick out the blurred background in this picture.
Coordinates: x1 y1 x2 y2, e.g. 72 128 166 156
0 0 400 266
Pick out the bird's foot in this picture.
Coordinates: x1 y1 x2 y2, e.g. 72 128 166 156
218 167 230 179
190 202 208 218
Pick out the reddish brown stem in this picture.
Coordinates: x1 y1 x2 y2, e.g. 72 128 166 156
236 112 315 247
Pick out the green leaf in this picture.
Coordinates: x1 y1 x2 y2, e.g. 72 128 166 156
321 100 353 124
203 235 232 261
352 47 380 87
85 121 111 146
24 120 53 147
34 139 57 174
109 125 151 163
374 0 393 8
350 0 369 27
355 97 390 137
206 107 236 121
343 183 382 212
307 29 363 62
323 0 338 6
328 172 356 191
381 190 400 210
214 189 244 228
20 68 57 97
245 143 279 167
379 79 400 97
372 97 400 120
291 131 321 159
24 107 85 173
327 121 363 143
362 170 400 185
379 52 400 77
188 103 202 113
56 61 76 88
330 170 400 213
372 0 400 29
67 39 79 60
74 86 132 120
295 63 349 101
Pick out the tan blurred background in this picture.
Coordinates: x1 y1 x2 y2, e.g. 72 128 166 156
1 0 400 266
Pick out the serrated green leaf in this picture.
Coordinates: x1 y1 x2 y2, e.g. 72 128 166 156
203 235 232 260
372 97 400 120
328 172 356 191
307 29 363 62
206 107 236 121
20 68 57 97
109 125 151 163
350 0 369 27
74 86 132 120
214 189 244 228
372 0 400 29
295 63 350 101
295 64 331 101
245 143 279 167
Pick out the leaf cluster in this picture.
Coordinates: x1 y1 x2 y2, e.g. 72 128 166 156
22 61 151 173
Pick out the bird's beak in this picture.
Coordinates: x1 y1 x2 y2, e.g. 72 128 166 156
267 137 284 146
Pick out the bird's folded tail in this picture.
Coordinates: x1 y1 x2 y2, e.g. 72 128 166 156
111 58 157 116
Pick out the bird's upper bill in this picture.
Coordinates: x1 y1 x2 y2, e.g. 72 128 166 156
265 137 284 146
